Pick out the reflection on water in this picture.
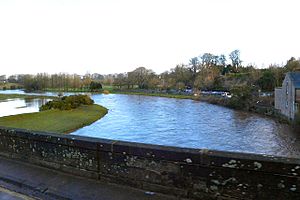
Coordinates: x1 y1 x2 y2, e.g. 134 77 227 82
0 90 300 157
0 89 26 95
0 98 50 117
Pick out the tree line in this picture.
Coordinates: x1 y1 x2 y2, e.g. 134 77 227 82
4 50 300 92
6 73 102 92
112 50 300 92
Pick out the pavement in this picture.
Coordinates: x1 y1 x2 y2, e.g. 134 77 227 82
0 186 35 200
0 156 182 200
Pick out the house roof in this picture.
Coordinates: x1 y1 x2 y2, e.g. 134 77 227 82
287 72 300 88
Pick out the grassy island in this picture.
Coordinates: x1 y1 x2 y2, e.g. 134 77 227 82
0 94 108 133
0 104 107 133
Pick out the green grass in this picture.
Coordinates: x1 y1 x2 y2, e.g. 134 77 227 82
102 85 115 91
0 94 56 101
0 104 108 133
113 91 197 100
44 88 95 92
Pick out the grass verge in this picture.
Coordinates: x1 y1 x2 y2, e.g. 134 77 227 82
111 91 199 100
0 104 108 133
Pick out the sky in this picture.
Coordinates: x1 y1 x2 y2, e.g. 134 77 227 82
0 0 300 76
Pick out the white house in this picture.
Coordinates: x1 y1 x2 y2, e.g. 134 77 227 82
275 72 300 120
0 75 6 83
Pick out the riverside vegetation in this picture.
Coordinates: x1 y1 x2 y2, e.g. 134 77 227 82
1 50 300 122
4 51 300 96
0 95 108 133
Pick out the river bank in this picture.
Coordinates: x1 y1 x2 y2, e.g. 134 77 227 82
1 89 292 130
5 88 283 123
110 90 198 100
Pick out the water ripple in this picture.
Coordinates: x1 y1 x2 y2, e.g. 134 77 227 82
71 94 300 157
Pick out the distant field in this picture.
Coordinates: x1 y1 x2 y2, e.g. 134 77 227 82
0 104 108 133
0 94 55 101
102 85 114 91
114 91 196 100
45 88 94 92
102 85 139 91
0 83 21 90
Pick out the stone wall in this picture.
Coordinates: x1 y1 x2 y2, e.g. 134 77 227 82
0 127 299 199
274 87 282 111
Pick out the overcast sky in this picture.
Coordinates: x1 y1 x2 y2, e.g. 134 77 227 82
0 0 299 76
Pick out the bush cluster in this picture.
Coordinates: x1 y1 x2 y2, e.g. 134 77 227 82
40 95 94 111
90 81 102 91
228 85 255 110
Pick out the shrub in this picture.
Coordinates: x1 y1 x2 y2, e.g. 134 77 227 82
40 95 94 111
90 81 102 91
228 85 254 110
102 90 110 94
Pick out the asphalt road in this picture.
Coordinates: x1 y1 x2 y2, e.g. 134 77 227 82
0 156 183 200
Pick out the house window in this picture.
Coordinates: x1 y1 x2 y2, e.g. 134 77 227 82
286 81 289 95
286 101 288 108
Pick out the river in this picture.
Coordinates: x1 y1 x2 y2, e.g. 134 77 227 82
0 90 300 157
